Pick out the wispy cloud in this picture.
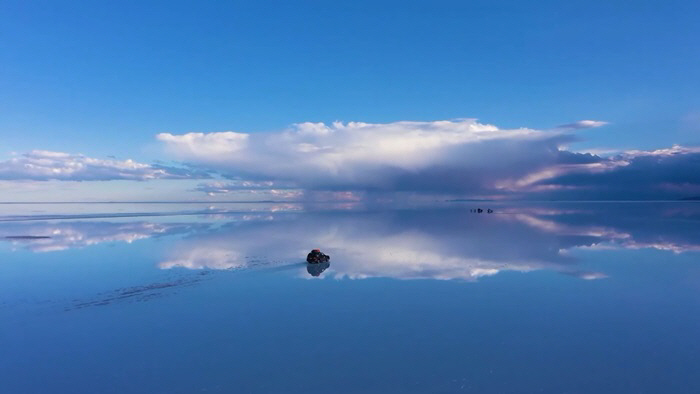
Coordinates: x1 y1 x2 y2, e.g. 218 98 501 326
556 120 609 129
0 150 209 181
194 180 298 196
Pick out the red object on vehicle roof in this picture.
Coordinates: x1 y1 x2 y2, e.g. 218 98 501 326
307 249 330 264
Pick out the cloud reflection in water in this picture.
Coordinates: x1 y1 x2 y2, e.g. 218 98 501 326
159 203 700 281
2 203 698 281
0 221 200 252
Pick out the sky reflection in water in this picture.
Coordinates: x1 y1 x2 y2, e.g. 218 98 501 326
1 203 699 393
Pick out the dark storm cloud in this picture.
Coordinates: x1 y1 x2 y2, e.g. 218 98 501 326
531 146 700 200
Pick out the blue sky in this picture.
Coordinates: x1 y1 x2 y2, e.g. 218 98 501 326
1 1 699 201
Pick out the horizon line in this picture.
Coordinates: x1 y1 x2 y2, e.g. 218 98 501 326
0 199 698 204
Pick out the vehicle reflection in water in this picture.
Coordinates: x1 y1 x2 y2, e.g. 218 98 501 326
307 261 330 277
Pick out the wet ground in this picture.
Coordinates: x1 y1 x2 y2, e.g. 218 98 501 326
1 202 699 393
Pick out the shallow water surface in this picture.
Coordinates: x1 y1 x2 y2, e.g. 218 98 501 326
1 202 699 393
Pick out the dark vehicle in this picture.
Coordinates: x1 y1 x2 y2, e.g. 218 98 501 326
306 249 330 264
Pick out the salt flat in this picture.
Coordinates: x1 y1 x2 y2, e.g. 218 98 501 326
1 202 699 393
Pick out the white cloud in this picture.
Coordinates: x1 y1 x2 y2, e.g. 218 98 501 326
0 150 208 181
194 180 299 196
157 119 589 194
622 144 700 158
556 120 609 129
156 118 700 200
157 131 249 158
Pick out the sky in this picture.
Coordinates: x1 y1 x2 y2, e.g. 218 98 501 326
1 0 699 201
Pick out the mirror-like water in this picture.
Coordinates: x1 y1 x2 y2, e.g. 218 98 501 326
1 202 699 393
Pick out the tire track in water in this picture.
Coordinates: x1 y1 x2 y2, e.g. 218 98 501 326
64 258 306 312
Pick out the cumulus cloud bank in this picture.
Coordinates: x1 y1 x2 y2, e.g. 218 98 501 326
158 118 700 200
0 150 208 181
158 119 590 195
